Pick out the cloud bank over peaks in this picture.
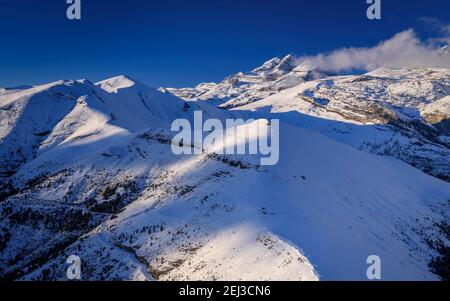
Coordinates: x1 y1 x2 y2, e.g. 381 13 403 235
295 29 450 73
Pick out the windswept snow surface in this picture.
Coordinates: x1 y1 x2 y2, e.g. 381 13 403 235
1 69 449 281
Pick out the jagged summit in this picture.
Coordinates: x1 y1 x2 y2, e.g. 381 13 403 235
252 56 282 73
161 54 305 107
272 54 296 72
252 54 296 75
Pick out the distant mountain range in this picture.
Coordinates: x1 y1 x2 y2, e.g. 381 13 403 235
164 57 450 182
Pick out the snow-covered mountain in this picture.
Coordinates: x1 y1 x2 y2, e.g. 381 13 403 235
1 69 449 281
160 54 331 109
0 76 228 186
165 61 450 182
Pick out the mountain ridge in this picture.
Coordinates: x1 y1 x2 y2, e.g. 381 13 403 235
163 61 450 181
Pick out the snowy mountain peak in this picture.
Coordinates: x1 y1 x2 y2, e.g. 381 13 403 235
252 57 282 73
97 75 140 93
252 54 296 76
275 54 296 70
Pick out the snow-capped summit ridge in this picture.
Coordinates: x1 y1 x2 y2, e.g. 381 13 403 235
252 54 296 75
252 56 281 73
161 54 305 107
97 75 139 93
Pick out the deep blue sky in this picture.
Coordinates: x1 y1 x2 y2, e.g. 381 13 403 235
0 0 449 88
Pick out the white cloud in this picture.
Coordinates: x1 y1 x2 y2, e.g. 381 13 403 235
296 29 450 73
